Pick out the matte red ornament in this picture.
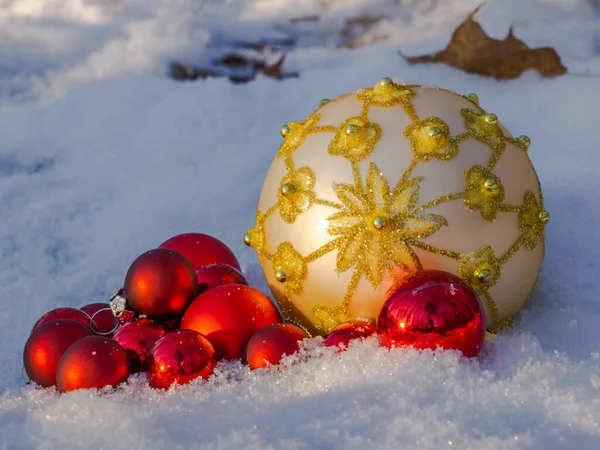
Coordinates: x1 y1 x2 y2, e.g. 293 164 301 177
112 319 168 372
56 336 130 393
159 233 241 271
80 303 117 335
377 270 486 358
324 320 377 351
196 263 247 295
123 248 198 320
148 330 216 389
23 320 93 387
32 307 91 332
181 284 282 360
244 323 309 369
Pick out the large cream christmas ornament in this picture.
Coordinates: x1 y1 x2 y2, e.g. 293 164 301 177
246 78 548 335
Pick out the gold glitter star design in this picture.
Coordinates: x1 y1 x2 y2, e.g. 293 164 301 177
313 304 351 332
464 165 505 221
277 167 317 223
461 108 505 150
245 212 267 258
326 162 447 289
404 116 459 161
277 113 321 158
519 191 549 250
271 242 308 296
458 245 502 294
356 77 416 107
327 116 382 163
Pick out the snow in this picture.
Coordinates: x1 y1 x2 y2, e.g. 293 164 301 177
1 0 600 448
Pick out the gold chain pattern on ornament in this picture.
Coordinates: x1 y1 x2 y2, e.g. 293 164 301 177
245 78 548 334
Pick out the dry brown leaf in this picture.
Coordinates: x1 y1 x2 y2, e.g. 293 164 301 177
404 6 567 79
170 53 298 84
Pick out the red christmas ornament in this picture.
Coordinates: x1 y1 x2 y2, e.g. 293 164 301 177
112 319 168 372
324 320 377 351
181 284 282 360
377 270 486 358
80 303 117 335
32 307 91 332
196 263 247 295
23 320 92 387
244 323 309 369
148 330 216 389
159 233 241 271
56 336 130 393
123 248 198 320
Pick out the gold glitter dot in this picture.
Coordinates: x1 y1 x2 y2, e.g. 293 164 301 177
378 77 393 86
319 98 331 107
464 93 479 105
243 233 252 246
483 178 498 192
474 268 492 284
280 183 296 196
275 269 287 283
516 135 531 150
372 216 387 230
345 124 357 135
428 126 442 138
538 210 550 223
483 113 498 125
280 124 291 137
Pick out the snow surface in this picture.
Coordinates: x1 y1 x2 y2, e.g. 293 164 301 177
1 0 600 448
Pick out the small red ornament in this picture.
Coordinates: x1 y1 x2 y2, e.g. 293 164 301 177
244 323 308 369
32 307 91 332
196 263 247 295
159 233 241 271
80 303 118 335
377 270 486 358
23 320 92 387
148 330 216 389
56 336 130 393
324 320 377 351
123 248 198 320
112 319 168 372
181 284 282 360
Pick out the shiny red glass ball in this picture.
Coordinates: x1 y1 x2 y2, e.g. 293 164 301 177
23 320 93 387
196 263 247 295
123 248 198 320
148 330 216 389
80 303 117 335
159 233 241 272
244 323 309 369
112 319 168 372
377 270 486 358
324 320 377 351
32 307 91 332
181 284 282 360
56 336 130 393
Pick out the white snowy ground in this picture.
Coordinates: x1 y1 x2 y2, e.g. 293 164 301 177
1 0 600 448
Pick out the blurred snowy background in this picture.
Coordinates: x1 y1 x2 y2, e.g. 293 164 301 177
1 0 600 448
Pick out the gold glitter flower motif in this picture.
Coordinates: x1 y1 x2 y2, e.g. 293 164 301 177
519 191 549 250
356 77 415 107
245 213 267 258
326 162 447 288
313 304 351 332
278 167 316 223
458 245 501 294
277 113 320 158
461 108 505 150
271 242 307 295
404 116 459 161
327 116 382 163
464 165 505 221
